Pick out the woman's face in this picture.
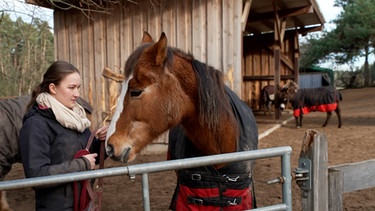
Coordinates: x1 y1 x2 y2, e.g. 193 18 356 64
49 72 81 109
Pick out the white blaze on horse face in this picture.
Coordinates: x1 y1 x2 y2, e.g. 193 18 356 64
105 74 133 147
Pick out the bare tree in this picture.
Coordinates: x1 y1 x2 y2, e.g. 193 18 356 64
0 0 54 97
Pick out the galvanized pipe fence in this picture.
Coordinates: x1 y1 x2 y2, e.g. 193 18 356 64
0 146 292 211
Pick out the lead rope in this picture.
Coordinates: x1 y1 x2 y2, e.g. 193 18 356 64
96 138 105 210
85 130 105 211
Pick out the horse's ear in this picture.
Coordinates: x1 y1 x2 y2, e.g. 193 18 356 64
142 31 154 44
290 80 298 89
155 32 167 66
294 82 298 89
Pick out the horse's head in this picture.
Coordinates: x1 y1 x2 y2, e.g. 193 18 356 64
279 80 298 110
105 32 194 162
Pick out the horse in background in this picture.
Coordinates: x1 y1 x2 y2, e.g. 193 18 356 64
105 32 258 210
0 95 93 211
260 85 275 116
260 84 283 116
0 95 30 211
279 80 342 128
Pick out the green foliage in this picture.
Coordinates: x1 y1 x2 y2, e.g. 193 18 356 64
332 0 375 62
0 13 54 97
300 0 375 86
300 0 375 66
300 33 339 67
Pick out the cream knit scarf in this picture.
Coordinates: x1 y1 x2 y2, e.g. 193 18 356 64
36 93 91 132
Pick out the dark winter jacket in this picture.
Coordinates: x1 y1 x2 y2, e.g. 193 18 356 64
19 103 102 211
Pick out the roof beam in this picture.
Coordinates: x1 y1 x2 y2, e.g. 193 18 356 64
275 0 305 31
310 0 326 24
248 5 312 23
241 0 253 31
25 0 53 9
298 25 323 36
273 2 286 45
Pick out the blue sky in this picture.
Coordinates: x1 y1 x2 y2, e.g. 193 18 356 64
316 0 342 31
3 0 53 27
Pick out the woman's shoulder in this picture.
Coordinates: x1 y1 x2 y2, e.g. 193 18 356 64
22 105 57 129
24 104 54 120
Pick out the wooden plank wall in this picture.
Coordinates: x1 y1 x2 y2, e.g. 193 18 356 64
53 0 242 133
242 31 298 109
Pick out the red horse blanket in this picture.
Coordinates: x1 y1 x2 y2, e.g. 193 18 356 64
292 86 342 117
168 86 258 211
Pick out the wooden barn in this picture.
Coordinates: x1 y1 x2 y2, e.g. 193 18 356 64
26 0 325 128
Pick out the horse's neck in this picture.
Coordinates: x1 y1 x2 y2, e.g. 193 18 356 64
172 54 237 155
182 116 237 155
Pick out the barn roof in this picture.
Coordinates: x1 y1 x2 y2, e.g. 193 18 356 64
27 0 325 36
244 0 325 35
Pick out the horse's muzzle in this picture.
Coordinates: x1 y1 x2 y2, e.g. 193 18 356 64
280 103 286 110
119 147 131 163
106 144 131 163
106 144 114 158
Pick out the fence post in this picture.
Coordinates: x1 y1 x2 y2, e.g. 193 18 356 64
298 129 328 211
328 169 343 211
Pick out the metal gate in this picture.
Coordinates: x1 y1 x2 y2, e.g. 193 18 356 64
0 146 292 211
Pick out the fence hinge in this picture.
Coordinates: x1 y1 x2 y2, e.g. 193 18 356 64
294 157 311 193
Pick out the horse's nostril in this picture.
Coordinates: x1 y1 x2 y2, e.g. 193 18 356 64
106 144 114 157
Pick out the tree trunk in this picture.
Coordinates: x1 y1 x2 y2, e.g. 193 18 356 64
364 44 370 87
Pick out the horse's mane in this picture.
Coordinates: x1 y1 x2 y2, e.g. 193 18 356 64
167 48 234 134
284 80 298 90
124 44 151 78
124 44 234 134
192 59 232 131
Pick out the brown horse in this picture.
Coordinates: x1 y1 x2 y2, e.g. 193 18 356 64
260 84 282 116
105 32 258 210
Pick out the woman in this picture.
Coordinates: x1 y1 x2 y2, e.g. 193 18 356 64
19 61 108 211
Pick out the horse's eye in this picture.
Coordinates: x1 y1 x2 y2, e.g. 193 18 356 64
130 89 143 97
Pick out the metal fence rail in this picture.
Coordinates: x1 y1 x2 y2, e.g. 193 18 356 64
0 146 292 211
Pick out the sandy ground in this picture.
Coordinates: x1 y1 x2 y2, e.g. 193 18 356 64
3 87 375 211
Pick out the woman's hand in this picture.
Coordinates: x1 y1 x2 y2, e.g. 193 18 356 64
82 153 98 170
96 125 108 141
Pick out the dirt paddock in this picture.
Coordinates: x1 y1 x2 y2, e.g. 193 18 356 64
4 87 375 210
